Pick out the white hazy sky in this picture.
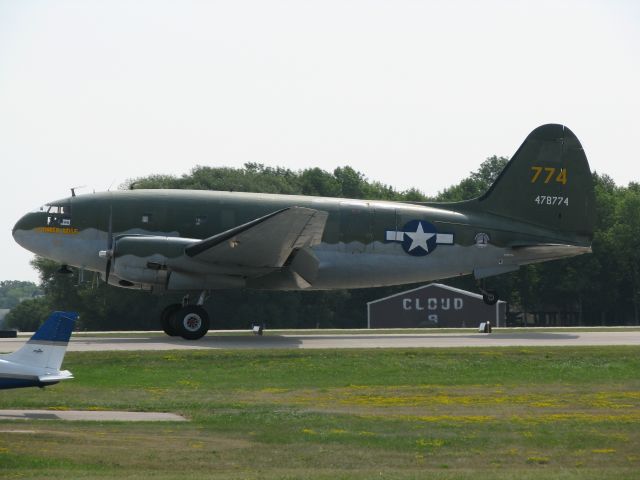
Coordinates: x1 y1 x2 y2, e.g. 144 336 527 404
1 0 639 282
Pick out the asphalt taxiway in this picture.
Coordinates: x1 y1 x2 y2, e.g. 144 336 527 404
2 330 640 352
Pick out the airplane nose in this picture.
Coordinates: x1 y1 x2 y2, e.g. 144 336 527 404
13 215 25 237
12 212 40 248
13 214 28 246
12 219 20 237
13 212 31 234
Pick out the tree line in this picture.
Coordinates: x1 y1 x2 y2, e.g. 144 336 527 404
0 281 41 310
6 159 640 330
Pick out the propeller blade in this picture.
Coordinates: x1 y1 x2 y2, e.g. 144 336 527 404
105 258 112 284
104 207 114 283
107 206 113 249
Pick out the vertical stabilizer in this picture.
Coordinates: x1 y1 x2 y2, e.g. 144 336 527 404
5 311 77 373
461 124 596 244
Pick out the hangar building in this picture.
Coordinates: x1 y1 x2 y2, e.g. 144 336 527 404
367 283 506 328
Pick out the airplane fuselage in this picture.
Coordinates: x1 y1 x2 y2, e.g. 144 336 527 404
11 124 596 339
13 189 590 292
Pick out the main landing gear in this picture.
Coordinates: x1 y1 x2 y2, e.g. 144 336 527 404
160 292 210 340
477 280 500 306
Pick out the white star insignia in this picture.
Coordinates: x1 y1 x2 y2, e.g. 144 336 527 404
405 222 435 252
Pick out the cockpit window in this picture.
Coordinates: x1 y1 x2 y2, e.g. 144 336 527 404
46 203 72 226
48 205 69 214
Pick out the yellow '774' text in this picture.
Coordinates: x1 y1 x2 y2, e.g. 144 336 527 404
531 166 567 185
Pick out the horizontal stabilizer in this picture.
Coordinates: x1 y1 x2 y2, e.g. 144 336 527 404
38 370 73 383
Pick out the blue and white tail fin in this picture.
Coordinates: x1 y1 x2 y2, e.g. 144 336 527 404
5 311 77 379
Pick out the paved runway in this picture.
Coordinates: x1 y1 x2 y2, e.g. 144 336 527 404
2 330 640 352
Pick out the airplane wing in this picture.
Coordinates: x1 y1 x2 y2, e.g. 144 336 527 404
184 207 328 269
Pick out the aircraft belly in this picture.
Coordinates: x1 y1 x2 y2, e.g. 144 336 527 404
308 242 513 289
0 368 52 389
0 357 43 388
0 376 41 389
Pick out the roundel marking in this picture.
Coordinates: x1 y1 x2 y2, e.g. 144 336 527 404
401 220 438 256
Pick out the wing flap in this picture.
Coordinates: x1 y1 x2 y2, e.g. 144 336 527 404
185 207 328 269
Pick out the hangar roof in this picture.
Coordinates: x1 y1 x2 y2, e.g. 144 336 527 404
366 283 506 306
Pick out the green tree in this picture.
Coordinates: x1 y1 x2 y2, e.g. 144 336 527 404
436 156 508 202
606 183 640 324
333 166 366 198
299 168 342 197
0 280 40 309
5 297 51 331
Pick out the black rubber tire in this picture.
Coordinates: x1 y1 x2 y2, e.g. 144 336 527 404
174 305 210 340
482 290 499 306
160 303 182 336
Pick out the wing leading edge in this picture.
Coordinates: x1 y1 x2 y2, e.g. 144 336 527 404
185 207 328 269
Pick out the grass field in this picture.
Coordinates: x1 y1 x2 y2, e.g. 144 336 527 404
1 346 640 479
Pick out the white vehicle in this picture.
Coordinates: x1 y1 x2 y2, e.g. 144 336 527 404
0 311 77 390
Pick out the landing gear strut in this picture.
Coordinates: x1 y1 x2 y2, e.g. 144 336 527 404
159 292 211 340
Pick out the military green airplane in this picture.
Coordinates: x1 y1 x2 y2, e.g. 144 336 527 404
13 124 595 339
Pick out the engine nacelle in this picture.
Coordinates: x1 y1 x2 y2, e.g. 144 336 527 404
109 235 249 292
111 235 197 287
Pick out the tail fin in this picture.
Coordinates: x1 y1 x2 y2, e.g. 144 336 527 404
467 124 595 243
6 311 77 373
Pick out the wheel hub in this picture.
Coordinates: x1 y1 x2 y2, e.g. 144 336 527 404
183 313 202 332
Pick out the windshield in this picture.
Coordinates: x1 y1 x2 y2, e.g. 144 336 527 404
42 203 72 226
